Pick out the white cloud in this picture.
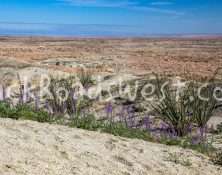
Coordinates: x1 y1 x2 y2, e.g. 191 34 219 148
131 6 178 14
58 0 138 7
57 0 181 14
150 2 174 6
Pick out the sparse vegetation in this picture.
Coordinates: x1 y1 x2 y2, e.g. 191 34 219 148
0 100 54 123
167 153 192 167
0 98 217 159
211 150 222 166
78 68 94 87
151 74 220 136
0 73 221 166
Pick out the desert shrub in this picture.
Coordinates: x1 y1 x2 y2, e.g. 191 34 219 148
102 122 152 140
69 114 100 131
78 68 94 87
0 100 19 119
151 74 219 136
15 104 54 123
0 100 53 123
191 77 219 127
47 77 91 116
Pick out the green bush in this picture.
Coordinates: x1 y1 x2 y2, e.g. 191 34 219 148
0 100 19 120
69 114 100 131
15 105 53 123
78 68 94 87
151 75 219 136
48 77 75 114
0 100 53 123
47 77 92 116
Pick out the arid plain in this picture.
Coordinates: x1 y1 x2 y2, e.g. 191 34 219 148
0 36 222 77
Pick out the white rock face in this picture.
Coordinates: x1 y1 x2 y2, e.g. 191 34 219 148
0 118 221 175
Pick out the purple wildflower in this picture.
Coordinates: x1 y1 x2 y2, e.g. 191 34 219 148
200 127 205 141
130 113 136 127
161 121 167 137
0 83 6 100
184 126 189 135
145 113 151 130
0 84 2 100
170 123 176 137
126 106 132 114
105 103 113 117
17 73 24 104
72 88 78 100
137 122 142 129
205 125 209 133
188 123 193 136
28 82 32 88
18 94 24 105
71 88 78 115
84 84 89 96
191 130 200 145
168 130 173 140
26 82 32 100
192 136 198 145
105 103 114 127
3 86 6 100
152 127 157 140
45 100 51 114
120 107 128 127
162 121 167 130
62 102 67 113
118 108 125 122
53 106 58 115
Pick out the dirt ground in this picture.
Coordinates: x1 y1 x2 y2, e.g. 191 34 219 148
0 36 222 78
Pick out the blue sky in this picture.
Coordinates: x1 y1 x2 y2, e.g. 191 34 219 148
0 0 222 35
